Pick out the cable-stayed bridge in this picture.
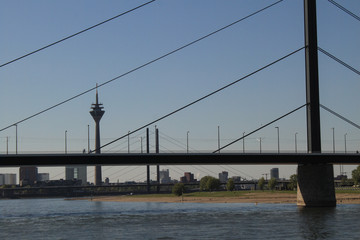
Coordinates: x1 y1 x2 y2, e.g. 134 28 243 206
1 0 360 206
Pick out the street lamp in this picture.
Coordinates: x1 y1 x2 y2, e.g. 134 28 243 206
275 127 280 153
257 137 262 154
344 133 347 154
187 131 189 154
140 137 143 154
15 124 18 154
218 126 220 153
128 131 130 153
332 128 335 153
6 136 9 155
243 132 245 153
295 132 298 153
65 130 68 154
87 124 90 153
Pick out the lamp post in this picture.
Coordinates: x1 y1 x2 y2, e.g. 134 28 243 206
243 132 245 153
344 133 347 154
140 137 143 154
15 124 18 154
187 131 189 154
295 132 298 153
65 130 68 154
258 137 262 154
87 124 90 153
128 131 130 153
332 128 335 153
275 127 280 153
6 136 9 154
217 126 220 153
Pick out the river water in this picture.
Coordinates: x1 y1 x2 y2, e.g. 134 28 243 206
0 198 359 239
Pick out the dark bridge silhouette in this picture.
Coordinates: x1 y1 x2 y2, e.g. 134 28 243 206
0 153 359 166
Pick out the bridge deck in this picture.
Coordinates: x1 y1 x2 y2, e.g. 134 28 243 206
0 153 359 166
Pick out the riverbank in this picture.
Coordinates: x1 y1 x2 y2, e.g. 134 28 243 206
78 191 360 204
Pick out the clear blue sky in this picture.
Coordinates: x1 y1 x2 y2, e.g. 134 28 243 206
0 0 359 183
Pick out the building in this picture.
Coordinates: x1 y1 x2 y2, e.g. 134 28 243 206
270 168 279 180
90 85 105 186
160 169 171 184
180 172 196 183
232 176 242 182
19 167 38 186
65 166 87 185
37 173 50 181
0 174 16 185
219 171 228 183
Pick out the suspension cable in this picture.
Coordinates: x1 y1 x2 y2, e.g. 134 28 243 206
0 0 156 68
320 104 360 130
318 47 360 76
328 0 360 22
213 103 307 153
95 47 305 153
0 0 285 133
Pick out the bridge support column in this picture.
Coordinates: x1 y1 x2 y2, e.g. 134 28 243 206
297 164 336 207
300 0 336 207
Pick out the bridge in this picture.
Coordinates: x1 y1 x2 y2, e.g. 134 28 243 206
1 0 360 207
0 153 360 166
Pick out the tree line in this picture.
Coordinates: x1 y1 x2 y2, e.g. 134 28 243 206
172 166 360 196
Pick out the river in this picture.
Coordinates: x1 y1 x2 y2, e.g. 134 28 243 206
0 198 359 239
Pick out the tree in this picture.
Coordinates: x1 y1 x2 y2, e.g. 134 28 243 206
200 176 220 191
268 178 277 191
172 183 185 196
287 174 297 191
200 176 212 191
207 177 220 191
226 178 235 191
352 166 360 185
258 177 265 191
340 176 349 187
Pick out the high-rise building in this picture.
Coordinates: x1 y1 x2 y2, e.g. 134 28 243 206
19 167 38 186
65 166 87 185
180 172 196 183
90 85 105 186
160 169 171 184
270 168 279 180
219 171 228 183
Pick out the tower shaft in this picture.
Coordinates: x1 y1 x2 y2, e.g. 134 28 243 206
94 120 102 185
90 85 105 186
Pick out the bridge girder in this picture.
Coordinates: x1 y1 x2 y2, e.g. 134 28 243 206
0 153 359 167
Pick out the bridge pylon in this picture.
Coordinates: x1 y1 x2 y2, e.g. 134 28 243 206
297 0 336 207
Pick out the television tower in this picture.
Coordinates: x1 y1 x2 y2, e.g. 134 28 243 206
90 84 105 185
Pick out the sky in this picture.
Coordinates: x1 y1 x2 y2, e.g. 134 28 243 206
0 0 359 183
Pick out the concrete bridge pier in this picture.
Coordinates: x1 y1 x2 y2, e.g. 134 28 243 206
297 164 336 207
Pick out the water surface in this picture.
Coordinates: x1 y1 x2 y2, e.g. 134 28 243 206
0 198 359 239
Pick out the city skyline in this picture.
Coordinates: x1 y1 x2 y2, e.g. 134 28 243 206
1 1 359 182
